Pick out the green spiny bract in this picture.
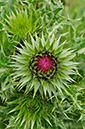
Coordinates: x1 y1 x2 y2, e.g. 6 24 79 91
11 33 77 98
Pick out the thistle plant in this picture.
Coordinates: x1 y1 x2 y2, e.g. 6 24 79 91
11 34 77 98
0 0 85 129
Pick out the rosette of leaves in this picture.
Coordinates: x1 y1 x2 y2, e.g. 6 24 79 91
11 33 77 99
18 0 64 34
3 7 41 40
6 93 54 129
5 90 83 129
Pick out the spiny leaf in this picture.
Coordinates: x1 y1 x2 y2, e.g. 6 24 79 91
33 82 40 98
55 40 66 54
41 32 45 47
43 115 52 126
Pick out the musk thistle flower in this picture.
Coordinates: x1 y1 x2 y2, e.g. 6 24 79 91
12 34 77 98
29 51 58 80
